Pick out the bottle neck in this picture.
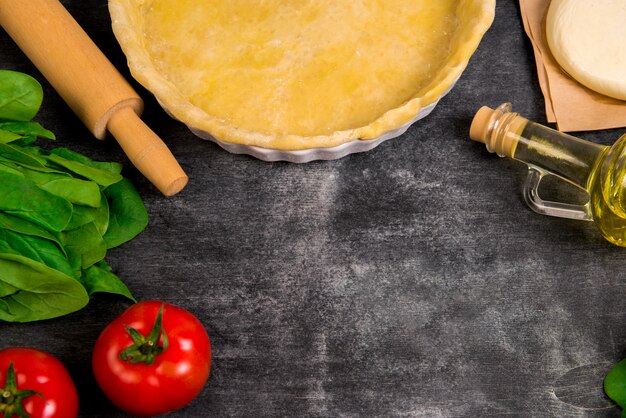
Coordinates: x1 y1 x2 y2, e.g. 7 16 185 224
472 104 607 190
510 119 606 190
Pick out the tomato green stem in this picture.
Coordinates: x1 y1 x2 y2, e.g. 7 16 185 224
0 362 44 418
119 304 169 365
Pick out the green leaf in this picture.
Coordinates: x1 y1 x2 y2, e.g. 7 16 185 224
0 160 26 176
49 148 122 174
0 121 55 140
0 71 43 122
0 279 19 298
21 169 102 208
62 222 107 269
36 177 101 208
0 212 64 253
12 136 37 146
1 230 76 279
0 152 68 175
92 193 110 236
0 129 22 144
606 359 626 413
0 143 47 167
103 178 148 248
65 197 109 235
46 153 123 187
63 246 82 278
0 237 18 254
0 252 89 322
65 205 97 230
0 170 73 232
81 261 135 301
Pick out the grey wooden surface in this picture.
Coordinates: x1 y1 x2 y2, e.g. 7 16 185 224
2 1 626 417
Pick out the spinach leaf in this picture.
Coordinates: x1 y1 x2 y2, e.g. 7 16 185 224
0 170 73 232
0 71 43 122
46 153 123 187
65 191 109 230
12 136 37 146
0 160 24 176
0 252 89 322
92 192 110 236
605 359 626 417
0 153 67 176
21 169 102 208
103 178 148 248
0 280 19 298
0 212 62 248
0 121 55 140
0 143 47 167
62 222 107 269
0 130 22 144
35 177 101 208
66 204 97 230
0 238 20 256
81 261 135 301
65 190 109 235
63 246 82 278
50 148 123 174
1 230 76 279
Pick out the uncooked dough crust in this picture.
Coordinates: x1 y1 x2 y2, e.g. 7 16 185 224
109 0 495 150
547 0 626 101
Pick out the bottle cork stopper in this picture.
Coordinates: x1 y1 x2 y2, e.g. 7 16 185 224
469 103 523 158
469 106 497 143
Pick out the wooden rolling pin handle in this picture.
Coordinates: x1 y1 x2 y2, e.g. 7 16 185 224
108 107 188 197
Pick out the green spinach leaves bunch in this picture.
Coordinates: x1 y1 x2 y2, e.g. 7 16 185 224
0 70 148 322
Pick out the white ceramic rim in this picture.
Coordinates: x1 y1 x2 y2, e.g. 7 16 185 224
159 80 457 163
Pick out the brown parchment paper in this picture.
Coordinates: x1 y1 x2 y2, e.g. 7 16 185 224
519 0 626 132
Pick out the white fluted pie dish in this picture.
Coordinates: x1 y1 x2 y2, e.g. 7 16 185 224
109 0 495 162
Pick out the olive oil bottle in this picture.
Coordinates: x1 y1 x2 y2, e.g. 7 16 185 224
470 103 626 246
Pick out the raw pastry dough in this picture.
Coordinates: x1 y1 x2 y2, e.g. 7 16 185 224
110 0 495 150
547 0 626 101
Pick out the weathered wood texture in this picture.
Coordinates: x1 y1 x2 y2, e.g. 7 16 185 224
1 1 625 417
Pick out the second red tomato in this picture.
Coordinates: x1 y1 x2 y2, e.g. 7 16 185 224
92 301 211 416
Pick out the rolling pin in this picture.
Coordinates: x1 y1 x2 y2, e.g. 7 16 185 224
0 0 188 196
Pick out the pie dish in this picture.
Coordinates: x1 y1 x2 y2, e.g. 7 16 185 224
109 0 495 161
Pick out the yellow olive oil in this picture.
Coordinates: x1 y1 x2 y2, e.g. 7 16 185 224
588 137 626 246
470 103 626 247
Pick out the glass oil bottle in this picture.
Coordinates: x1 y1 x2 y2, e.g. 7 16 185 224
470 103 626 246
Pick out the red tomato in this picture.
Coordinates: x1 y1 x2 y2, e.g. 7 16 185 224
0 348 79 418
92 301 211 416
